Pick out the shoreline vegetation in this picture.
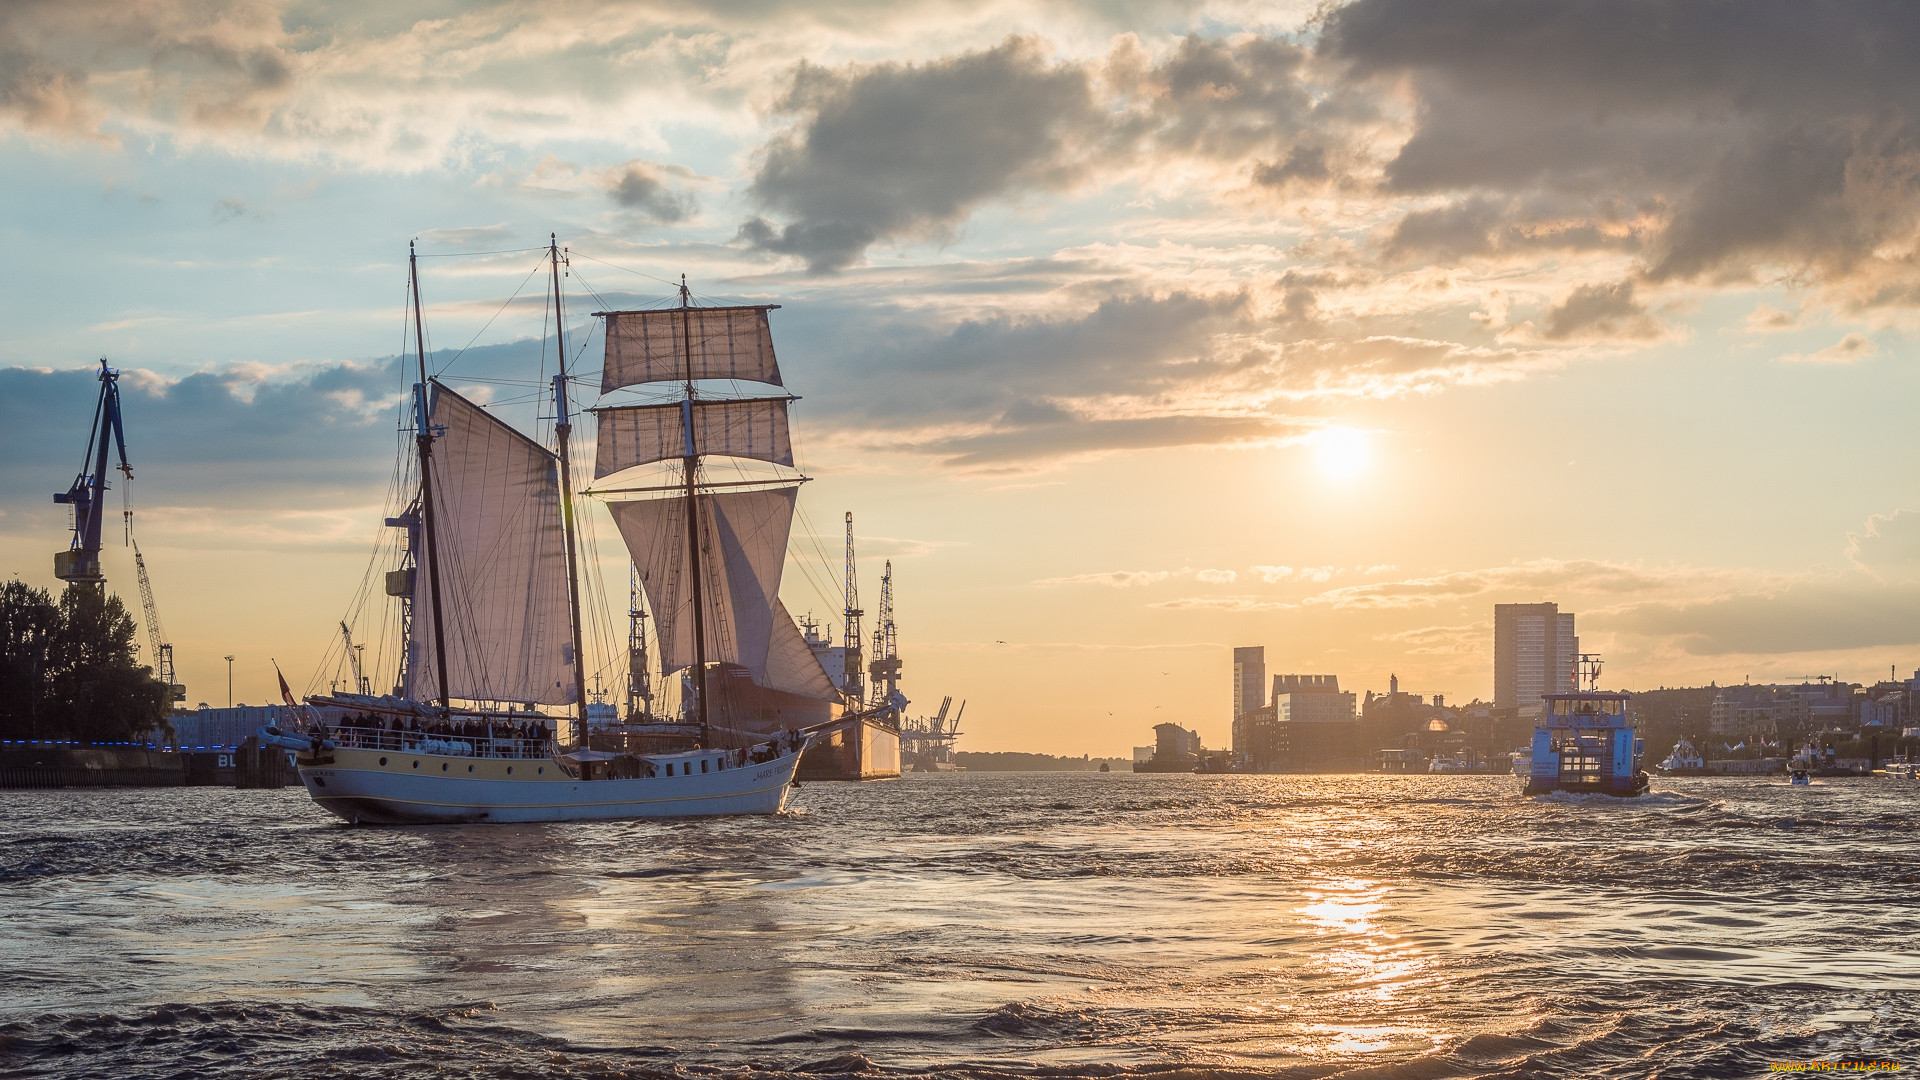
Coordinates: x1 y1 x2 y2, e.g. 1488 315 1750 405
0 581 172 745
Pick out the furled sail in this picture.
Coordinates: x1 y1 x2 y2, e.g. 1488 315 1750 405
412 382 576 705
593 397 794 478
606 485 798 685
600 306 783 392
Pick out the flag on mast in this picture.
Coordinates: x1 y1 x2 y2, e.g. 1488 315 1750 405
274 660 297 708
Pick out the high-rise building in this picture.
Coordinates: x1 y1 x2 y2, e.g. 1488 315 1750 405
1233 646 1266 719
1494 603 1578 716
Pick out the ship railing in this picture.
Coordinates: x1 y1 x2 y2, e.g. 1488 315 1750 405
326 724 554 760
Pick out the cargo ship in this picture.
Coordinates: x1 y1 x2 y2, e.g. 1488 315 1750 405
1522 655 1649 797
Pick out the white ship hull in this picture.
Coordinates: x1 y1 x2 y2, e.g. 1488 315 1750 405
291 744 803 825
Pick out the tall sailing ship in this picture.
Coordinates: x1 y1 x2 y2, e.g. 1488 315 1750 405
268 239 888 823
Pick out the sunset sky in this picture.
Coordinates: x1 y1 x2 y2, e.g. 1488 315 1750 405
4 1 1920 754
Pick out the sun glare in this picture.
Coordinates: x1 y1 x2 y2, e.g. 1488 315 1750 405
1312 426 1370 482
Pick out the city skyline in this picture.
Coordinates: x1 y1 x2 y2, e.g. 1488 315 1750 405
5 2 1920 754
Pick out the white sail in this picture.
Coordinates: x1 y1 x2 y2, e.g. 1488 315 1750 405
412 383 576 705
762 599 842 701
600 306 783 391
606 485 797 684
593 397 794 478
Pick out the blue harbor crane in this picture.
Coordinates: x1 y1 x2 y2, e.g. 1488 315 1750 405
53 360 131 589
52 358 184 701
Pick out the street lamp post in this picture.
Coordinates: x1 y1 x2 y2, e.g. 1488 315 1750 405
225 655 235 709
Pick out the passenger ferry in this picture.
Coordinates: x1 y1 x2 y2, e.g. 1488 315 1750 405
1523 655 1649 797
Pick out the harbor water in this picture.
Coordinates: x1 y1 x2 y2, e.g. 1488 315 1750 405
1 773 1914 1077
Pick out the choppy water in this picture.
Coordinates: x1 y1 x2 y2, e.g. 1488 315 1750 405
1 774 1915 1078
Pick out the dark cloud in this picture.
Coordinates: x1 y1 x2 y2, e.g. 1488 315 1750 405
1601 581 1920 655
741 33 1349 272
741 37 1105 273
1543 280 1657 340
0 363 406 510
1324 0 1920 297
769 289 1287 468
607 161 694 224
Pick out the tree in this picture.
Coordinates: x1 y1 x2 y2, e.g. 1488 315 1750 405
0 580 172 743
0 580 61 740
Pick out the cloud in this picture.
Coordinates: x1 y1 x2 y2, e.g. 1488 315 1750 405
741 37 1106 273
606 160 695 224
1600 579 1920 655
740 32 1352 272
1302 558 1684 610
1779 331 1877 364
1035 570 1171 587
802 289 1313 469
1847 509 1920 581
1743 303 1800 332
1150 595 1294 611
1323 0 1920 305
0 0 296 139
1376 623 1485 656
1543 280 1660 340
1194 568 1237 583
0 362 405 510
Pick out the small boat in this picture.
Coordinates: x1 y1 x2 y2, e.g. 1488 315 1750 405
1655 736 1708 775
1789 745 1813 785
1522 655 1649 797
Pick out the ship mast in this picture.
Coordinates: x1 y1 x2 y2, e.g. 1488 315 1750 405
679 274 711 745
410 241 453 718
549 235 592 743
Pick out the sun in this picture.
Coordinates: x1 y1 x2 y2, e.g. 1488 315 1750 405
1311 426 1370 482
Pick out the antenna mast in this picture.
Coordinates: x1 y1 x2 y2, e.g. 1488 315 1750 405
549 234 592 744
842 512 865 707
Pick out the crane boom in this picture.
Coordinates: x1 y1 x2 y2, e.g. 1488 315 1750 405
132 540 185 702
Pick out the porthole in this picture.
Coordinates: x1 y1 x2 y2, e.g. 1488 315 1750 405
701 759 709 773
441 762 449 772
412 761 419 769
467 764 474 773
507 766 514 775
536 767 543 775
666 763 674 776
379 757 388 766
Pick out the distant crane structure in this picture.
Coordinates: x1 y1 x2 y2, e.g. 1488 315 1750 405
899 696 964 768
841 511 865 706
133 542 186 702
868 559 900 708
55 359 184 703
338 621 372 696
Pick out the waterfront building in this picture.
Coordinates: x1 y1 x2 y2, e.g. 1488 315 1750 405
1494 603 1578 717
1156 722 1203 759
1234 674 1359 771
